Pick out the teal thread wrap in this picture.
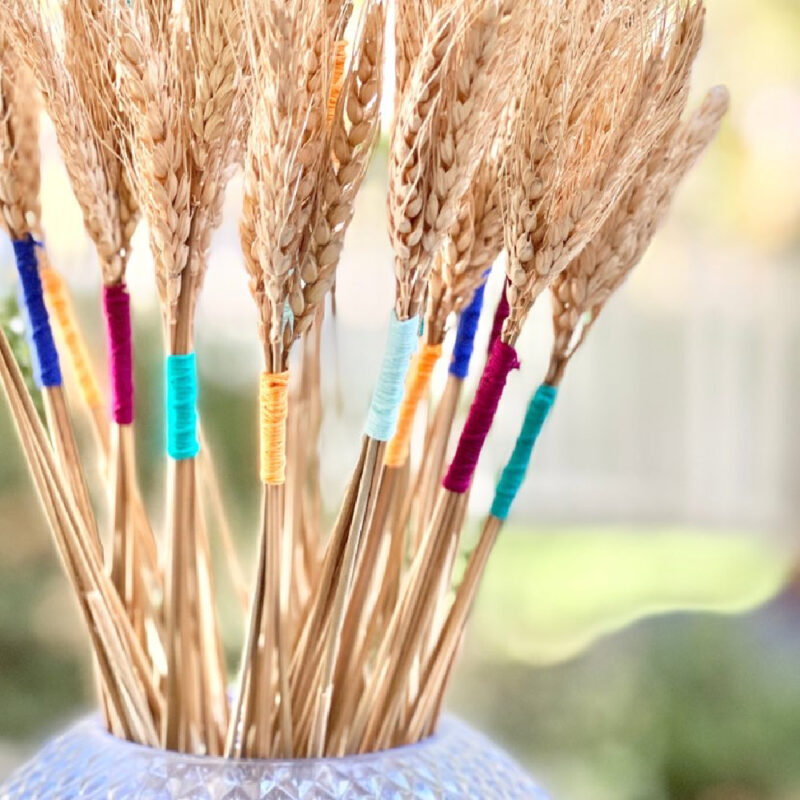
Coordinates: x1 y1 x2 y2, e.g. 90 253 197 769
364 313 419 442
165 353 200 460
490 383 558 520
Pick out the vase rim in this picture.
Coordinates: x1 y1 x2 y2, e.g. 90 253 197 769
78 713 464 767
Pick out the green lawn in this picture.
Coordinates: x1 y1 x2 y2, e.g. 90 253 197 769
471 526 792 665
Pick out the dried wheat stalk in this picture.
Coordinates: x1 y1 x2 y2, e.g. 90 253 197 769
0 30 103 568
3 1 126 281
408 161 504 550
2 1 170 693
0 326 164 745
290 19 462 726
406 84 730 746
353 0 709 754
229 0 368 759
322 0 529 757
112 0 246 753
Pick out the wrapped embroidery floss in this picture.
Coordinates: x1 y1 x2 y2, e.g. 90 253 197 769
409 83 730 746
2 0 167 644
111 0 246 752
410 165 505 542
227 0 377 760
356 0 711 752
0 48 102 557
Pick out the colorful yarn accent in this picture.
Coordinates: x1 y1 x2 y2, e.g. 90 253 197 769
491 383 558 520
364 313 420 442
488 282 510 356
449 282 486 379
13 235 62 387
384 342 443 467
40 268 103 408
259 371 289 485
16 282 41 384
102 283 134 425
442 339 520 494
165 353 200 460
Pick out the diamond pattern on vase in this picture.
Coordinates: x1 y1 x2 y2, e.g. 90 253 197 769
0 717 550 799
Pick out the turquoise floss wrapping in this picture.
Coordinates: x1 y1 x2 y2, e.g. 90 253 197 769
490 383 558 520
165 353 200 460
364 312 420 442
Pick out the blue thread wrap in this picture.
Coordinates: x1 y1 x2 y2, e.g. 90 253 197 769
364 313 419 441
449 282 486 379
13 236 62 387
166 353 200 460
490 383 558 520
17 282 42 386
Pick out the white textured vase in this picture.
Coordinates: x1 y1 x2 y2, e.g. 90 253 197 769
0 716 550 799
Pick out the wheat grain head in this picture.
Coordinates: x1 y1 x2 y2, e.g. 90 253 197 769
425 157 502 343
112 0 245 336
240 0 348 368
548 85 729 384
292 0 387 342
390 0 525 321
0 46 38 240
1 2 124 276
502 0 707 344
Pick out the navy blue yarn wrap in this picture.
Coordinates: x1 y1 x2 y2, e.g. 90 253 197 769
449 281 486 379
13 235 62 387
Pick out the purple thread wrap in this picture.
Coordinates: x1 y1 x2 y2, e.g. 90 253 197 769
442 339 520 494
102 283 134 425
488 283 510 356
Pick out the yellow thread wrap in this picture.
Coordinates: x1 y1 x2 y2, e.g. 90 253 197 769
259 371 289 485
327 40 348 130
384 343 443 468
40 268 103 409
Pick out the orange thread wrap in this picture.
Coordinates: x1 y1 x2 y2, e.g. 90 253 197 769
327 40 348 130
40 268 103 409
259 371 289 485
384 343 442 468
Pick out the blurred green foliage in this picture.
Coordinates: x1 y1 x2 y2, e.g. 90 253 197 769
0 295 44 420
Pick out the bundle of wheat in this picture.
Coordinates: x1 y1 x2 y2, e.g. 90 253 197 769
0 0 726 767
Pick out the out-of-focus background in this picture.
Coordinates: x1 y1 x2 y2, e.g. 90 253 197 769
1 1 799 797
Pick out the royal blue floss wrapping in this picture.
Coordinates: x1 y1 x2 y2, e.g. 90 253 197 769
449 281 487 379
13 235 62 387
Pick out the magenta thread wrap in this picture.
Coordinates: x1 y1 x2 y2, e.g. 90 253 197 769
13 235 62 388
487 283 510 356
442 339 520 494
102 284 134 425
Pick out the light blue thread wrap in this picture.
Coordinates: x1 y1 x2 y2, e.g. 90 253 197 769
449 281 487 379
364 313 419 442
165 353 200 460
490 383 558 520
